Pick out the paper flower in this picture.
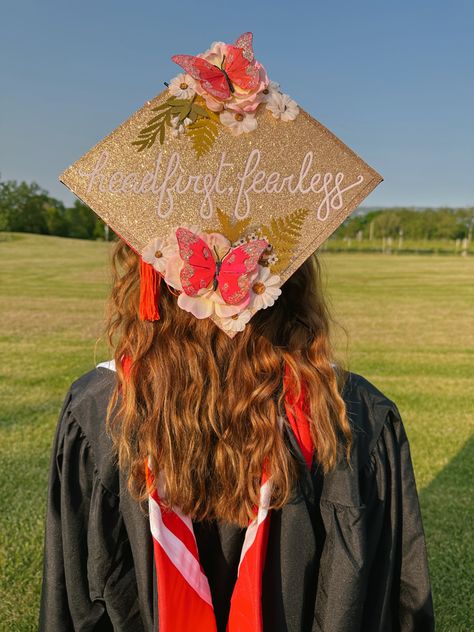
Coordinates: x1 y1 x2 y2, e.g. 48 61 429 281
261 80 281 102
136 34 299 155
177 286 215 319
219 309 252 332
266 92 299 122
141 236 176 274
219 110 257 135
142 222 284 331
249 267 282 310
172 34 269 114
171 116 192 137
168 73 196 100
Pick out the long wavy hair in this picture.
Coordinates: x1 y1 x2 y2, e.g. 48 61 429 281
105 240 353 527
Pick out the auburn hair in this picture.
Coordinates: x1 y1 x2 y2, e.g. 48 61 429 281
105 240 353 527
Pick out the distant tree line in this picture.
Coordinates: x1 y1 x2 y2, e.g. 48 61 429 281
336 206 474 241
0 179 107 240
1 178 473 242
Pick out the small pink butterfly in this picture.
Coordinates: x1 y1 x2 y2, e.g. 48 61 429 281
171 32 260 101
176 227 268 305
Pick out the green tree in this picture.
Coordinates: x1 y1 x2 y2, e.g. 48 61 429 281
0 180 50 233
44 201 69 236
64 200 99 239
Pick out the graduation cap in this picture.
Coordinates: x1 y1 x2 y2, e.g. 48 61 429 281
59 32 383 337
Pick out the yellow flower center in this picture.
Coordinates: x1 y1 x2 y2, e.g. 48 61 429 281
234 113 244 122
154 250 163 258
231 314 240 320
252 281 266 295
179 82 188 90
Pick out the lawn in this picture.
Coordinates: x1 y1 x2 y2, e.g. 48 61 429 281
0 233 473 631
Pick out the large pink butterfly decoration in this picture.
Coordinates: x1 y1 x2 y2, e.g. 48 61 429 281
176 227 268 306
171 32 260 101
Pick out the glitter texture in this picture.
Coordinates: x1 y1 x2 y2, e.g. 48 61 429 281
59 87 383 336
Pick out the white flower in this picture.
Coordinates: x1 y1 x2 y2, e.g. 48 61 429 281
177 287 215 319
267 253 279 265
219 309 252 332
177 284 246 321
249 266 282 310
219 110 257 135
171 116 192 137
141 236 176 274
168 73 196 100
261 79 281 102
266 92 299 121
212 291 246 318
247 232 259 242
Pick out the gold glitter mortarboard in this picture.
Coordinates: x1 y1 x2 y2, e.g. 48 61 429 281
59 31 382 337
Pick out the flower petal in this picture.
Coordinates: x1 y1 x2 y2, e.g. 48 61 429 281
177 293 214 319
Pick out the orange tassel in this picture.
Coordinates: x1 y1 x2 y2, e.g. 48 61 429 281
139 258 161 321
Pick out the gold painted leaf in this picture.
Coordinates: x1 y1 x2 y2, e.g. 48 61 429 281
132 95 219 154
215 208 252 243
187 117 219 158
259 208 310 273
206 109 221 123
191 104 208 119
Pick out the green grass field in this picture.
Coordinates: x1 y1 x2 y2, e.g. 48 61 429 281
0 233 473 631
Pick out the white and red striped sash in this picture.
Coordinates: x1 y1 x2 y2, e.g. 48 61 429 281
144 367 314 632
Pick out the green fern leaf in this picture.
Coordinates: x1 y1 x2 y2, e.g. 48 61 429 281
132 96 195 152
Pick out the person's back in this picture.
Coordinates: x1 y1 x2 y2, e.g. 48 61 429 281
40 30 435 630
39 244 435 631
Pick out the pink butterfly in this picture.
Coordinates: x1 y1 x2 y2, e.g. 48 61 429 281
176 227 268 305
171 32 260 101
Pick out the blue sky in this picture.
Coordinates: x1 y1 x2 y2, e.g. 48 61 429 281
1 0 473 207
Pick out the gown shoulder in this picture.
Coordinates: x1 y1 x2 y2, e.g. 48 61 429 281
54 364 408 486
337 368 408 470
63 364 119 495
39 364 435 631
38 364 150 631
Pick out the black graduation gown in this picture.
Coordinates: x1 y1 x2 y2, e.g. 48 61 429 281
38 365 436 632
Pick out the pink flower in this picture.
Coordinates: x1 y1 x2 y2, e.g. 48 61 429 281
192 40 269 113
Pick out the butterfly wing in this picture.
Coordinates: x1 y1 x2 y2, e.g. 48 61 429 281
171 55 231 100
224 35 260 93
176 227 216 296
234 32 255 62
217 239 268 305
